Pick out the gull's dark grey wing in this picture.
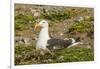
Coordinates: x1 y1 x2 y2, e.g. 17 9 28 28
47 38 72 50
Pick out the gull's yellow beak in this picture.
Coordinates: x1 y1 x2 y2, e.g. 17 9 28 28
34 23 41 31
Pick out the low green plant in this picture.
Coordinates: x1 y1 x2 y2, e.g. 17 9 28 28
15 44 35 55
40 10 71 21
15 13 35 30
69 18 94 33
55 47 94 62
15 45 94 65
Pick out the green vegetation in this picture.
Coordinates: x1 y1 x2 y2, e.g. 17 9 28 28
15 44 35 55
55 47 94 62
15 45 94 65
41 10 71 21
15 13 35 30
15 6 88 30
69 16 94 34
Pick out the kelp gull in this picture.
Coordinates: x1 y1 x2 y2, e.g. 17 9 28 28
34 20 80 50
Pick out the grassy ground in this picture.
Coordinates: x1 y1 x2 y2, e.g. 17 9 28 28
14 4 94 65
15 45 94 65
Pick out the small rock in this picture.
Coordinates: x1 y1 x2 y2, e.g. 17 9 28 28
24 38 31 45
76 16 84 22
60 33 63 36
34 12 40 17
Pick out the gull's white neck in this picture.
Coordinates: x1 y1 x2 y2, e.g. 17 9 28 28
36 27 50 49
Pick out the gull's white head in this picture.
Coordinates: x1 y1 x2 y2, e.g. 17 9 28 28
34 20 48 30
39 20 48 28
